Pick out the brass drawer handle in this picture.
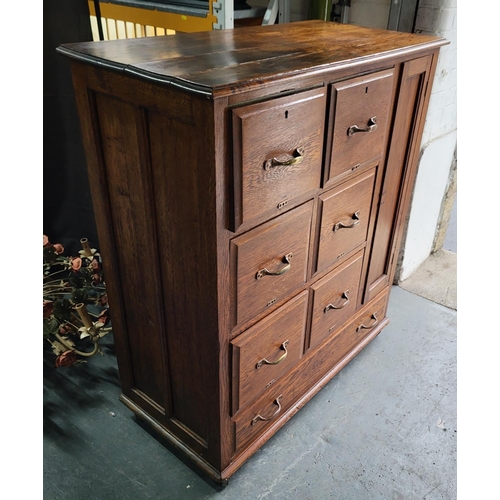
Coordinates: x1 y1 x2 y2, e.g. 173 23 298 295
256 340 289 369
324 291 350 313
251 395 283 425
356 313 379 332
333 211 360 232
347 116 378 136
264 147 305 170
256 253 293 280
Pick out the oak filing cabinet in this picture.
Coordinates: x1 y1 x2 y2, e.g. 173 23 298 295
58 21 448 483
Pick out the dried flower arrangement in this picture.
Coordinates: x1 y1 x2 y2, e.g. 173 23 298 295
43 235 111 367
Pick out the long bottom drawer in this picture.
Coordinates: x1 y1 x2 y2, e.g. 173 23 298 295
231 289 390 454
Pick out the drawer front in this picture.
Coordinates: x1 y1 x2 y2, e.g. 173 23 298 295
309 250 364 350
340 291 389 354
231 201 313 327
316 169 375 273
233 387 292 452
232 88 326 230
327 69 394 183
231 291 308 415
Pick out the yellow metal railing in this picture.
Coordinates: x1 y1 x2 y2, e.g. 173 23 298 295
88 0 218 40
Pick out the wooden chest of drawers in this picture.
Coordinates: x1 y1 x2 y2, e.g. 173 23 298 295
58 20 447 483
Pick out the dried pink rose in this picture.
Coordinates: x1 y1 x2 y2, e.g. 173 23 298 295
43 235 51 247
55 350 78 368
53 243 65 254
91 258 100 270
71 257 82 272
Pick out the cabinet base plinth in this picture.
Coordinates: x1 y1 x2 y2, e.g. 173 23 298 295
121 317 387 484
119 394 228 485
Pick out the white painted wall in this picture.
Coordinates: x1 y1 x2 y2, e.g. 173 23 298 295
400 131 457 273
398 0 457 280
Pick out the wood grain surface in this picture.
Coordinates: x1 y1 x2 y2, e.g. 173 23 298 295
316 168 376 273
309 250 364 350
57 20 447 97
231 290 308 414
328 69 394 182
231 201 313 327
232 87 326 230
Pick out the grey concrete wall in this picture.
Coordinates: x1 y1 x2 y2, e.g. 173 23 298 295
349 0 391 29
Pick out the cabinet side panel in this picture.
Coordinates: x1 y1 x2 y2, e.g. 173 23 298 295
69 62 222 464
148 107 220 446
69 63 136 401
364 55 434 302
94 92 169 408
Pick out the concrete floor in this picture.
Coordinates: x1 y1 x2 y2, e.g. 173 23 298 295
399 196 457 311
399 249 456 310
43 206 457 499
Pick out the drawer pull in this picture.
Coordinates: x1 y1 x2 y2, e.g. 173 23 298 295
347 116 378 136
264 147 305 170
256 253 293 280
333 211 360 232
256 340 289 369
356 313 379 332
251 395 283 425
324 291 350 313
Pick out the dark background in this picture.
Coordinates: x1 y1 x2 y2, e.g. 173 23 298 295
44 0 98 256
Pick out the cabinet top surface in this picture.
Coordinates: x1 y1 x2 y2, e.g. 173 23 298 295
58 20 447 97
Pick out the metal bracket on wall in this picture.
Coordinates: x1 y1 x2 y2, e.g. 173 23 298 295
212 1 234 29
262 0 289 25
331 0 350 24
278 0 290 23
387 0 419 32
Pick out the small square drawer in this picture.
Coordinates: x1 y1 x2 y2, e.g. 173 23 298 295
232 88 326 230
309 250 364 350
316 168 376 274
327 69 394 184
231 290 308 415
231 201 313 327
341 291 389 352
